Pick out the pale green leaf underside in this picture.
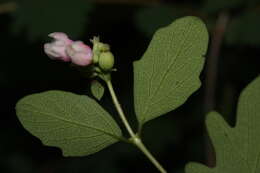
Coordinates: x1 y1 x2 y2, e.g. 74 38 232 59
16 90 122 157
134 16 209 125
186 76 260 173
91 80 105 100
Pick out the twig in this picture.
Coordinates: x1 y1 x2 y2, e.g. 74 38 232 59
204 11 230 167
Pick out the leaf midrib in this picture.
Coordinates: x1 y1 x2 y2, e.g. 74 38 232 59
141 22 193 122
19 105 121 140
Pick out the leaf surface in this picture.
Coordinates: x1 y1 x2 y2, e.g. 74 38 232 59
16 90 122 157
134 16 208 125
91 80 105 100
186 76 260 173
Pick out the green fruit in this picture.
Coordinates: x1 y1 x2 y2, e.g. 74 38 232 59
92 53 99 64
98 52 115 71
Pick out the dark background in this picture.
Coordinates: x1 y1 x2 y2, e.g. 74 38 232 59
0 0 259 172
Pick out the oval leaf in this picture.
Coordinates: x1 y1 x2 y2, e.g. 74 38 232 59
91 80 105 100
16 90 122 157
134 16 209 125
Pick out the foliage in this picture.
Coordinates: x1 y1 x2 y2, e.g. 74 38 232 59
15 16 209 165
186 76 260 173
91 80 105 100
13 8 260 172
16 90 122 156
134 16 208 125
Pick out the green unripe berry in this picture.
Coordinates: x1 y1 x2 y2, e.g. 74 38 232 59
98 52 115 71
93 42 110 52
97 43 110 52
92 53 99 64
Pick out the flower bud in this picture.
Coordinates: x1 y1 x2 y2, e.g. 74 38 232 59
66 41 93 66
97 43 110 52
98 52 115 71
44 32 73 62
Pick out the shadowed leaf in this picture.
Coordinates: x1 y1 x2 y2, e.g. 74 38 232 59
186 76 260 173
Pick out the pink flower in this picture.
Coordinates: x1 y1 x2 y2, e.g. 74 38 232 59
66 41 93 66
44 32 73 62
44 32 93 66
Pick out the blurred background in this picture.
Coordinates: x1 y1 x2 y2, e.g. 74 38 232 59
0 0 259 172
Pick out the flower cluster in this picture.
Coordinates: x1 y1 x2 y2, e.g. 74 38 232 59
44 32 93 66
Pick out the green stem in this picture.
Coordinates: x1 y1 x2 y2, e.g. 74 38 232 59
105 79 167 173
132 137 167 173
106 79 136 138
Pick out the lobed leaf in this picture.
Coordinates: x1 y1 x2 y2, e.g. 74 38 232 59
186 76 260 173
134 16 209 125
16 90 122 157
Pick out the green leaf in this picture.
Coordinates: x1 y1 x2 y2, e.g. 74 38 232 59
91 80 105 100
12 0 93 41
186 76 260 173
16 90 122 157
134 16 208 125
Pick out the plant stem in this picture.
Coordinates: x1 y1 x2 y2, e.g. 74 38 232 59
132 137 167 173
203 11 229 167
105 79 167 173
106 79 136 138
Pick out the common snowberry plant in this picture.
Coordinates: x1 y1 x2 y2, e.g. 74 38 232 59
15 16 260 173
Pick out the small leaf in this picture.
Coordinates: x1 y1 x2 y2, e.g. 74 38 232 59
91 80 105 100
16 90 122 157
186 76 260 173
134 16 208 125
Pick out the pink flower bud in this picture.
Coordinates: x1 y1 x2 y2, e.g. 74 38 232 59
44 32 73 62
66 41 93 66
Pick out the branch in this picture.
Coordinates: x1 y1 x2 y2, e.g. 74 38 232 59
204 11 230 167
